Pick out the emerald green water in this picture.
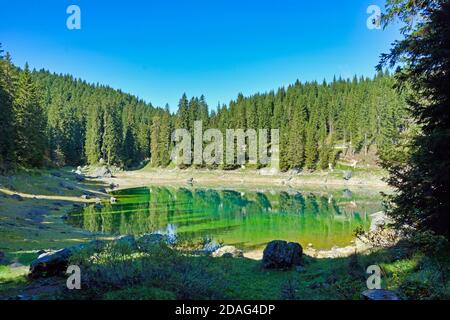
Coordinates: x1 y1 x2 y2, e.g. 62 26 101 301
67 187 382 250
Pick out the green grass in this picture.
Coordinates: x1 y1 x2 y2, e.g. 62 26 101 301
58 240 450 300
0 265 29 299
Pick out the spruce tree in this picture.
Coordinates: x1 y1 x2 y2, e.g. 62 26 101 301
0 48 16 172
85 104 104 164
13 64 46 167
102 102 123 166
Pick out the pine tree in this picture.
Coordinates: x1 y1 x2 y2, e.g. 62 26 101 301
176 94 189 130
13 64 46 167
150 115 161 166
85 104 104 164
158 109 172 167
0 48 16 172
102 102 123 166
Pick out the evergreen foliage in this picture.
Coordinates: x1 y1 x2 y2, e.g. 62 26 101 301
0 45 407 173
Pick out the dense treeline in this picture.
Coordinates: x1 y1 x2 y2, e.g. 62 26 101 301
166 72 407 171
0 45 167 171
0 43 407 173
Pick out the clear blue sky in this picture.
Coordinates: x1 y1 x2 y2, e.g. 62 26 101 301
0 0 400 110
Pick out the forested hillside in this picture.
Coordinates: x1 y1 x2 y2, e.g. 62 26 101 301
0 45 407 173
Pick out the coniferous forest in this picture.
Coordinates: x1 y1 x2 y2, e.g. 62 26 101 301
0 49 407 172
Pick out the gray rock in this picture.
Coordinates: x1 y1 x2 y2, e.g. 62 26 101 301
10 194 24 201
136 234 166 252
370 212 392 232
343 171 353 181
92 166 112 179
262 240 303 269
362 289 400 301
212 246 244 258
29 247 76 278
203 241 221 255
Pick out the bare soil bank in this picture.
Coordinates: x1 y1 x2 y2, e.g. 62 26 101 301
106 167 390 192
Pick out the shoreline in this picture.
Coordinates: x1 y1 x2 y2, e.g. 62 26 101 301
104 167 390 192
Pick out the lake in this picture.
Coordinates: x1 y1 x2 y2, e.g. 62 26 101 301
67 186 383 250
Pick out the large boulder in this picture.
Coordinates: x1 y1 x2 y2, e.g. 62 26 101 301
29 247 79 278
262 240 303 269
92 166 112 179
362 289 400 301
212 246 244 258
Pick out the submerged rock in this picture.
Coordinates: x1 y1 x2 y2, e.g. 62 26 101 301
362 289 400 301
212 246 244 258
262 240 303 269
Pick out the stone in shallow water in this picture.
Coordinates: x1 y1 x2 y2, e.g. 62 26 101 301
362 289 400 300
